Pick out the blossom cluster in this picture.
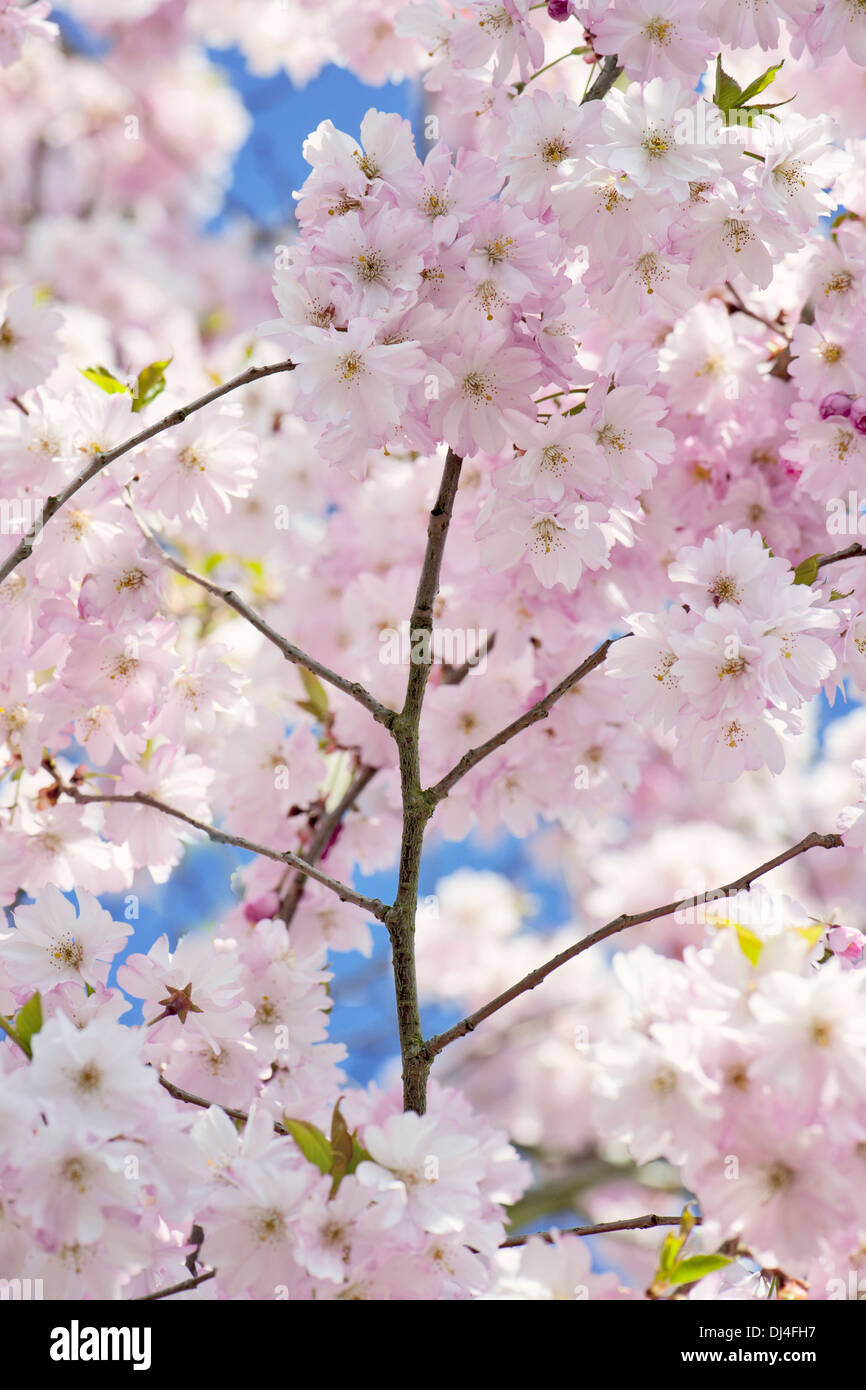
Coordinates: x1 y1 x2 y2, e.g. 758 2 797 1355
607 527 839 778
0 883 530 1298
414 869 866 1295
591 884 866 1286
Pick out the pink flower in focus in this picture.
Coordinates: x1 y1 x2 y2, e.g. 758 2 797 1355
0 883 131 991
117 930 254 1054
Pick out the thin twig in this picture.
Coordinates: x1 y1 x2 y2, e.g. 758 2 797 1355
581 53 623 104
132 1269 217 1301
439 631 496 685
724 281 790 339
278 762 379 925
513 46 589 95
0 359 295 586
501 1213 698 1247
428 531 855 807
131 1212 694 1296
816 542 866 572
48 771 390 921
158 1075 288 1135
421 831 844 1059
427 635 625 804
135 517 394 728
768 298 814 380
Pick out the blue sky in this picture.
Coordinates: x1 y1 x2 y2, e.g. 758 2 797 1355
208 48 424 229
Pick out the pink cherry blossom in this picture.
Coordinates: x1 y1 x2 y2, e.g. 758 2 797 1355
0 884 131 990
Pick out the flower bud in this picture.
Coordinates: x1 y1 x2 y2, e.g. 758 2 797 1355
243 892 279 924
818 391 854 420
850 396 866 434
827 924 866 967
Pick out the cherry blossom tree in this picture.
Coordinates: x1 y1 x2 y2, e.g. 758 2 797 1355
1 0 866 1305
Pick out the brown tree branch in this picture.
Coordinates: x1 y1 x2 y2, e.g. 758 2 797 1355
426 635 625 804
724 281 791 339
816 541 866 572
768 298 814 380
48 771 390 921
421 830 844 1059
134 518 395 728
158 1075 288 1135
278 762 379 925
131 1211 696 1297
500 1212 698 1247
582 53 623 104
439 630 496 684
427 529 859 810
386 448 463 1115
132 1269 217 1301
0 358 296 585
401 448 464 728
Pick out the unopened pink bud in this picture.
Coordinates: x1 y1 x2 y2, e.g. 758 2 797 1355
827 924 866 967
244 892 279 924
850 396 866 434
818 391 854 421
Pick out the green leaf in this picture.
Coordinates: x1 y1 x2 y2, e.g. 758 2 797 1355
283 1118 334 1174
331 1098 353 1155
658 1231 685 1277
132 357 172 414
15 991 42 1056
830 588 854 601
714 56 788 126
792 554 820 586
296 700 324 719
743 96 795 113
329 1099 355 1195
678 1204 698 1239
713 55 742 112
349 1135 372 1173
667 1254 732 1286
736 95 796 126
738 59 784 105
80 366 130 397
328 1099 372 1196
297 667 329 724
